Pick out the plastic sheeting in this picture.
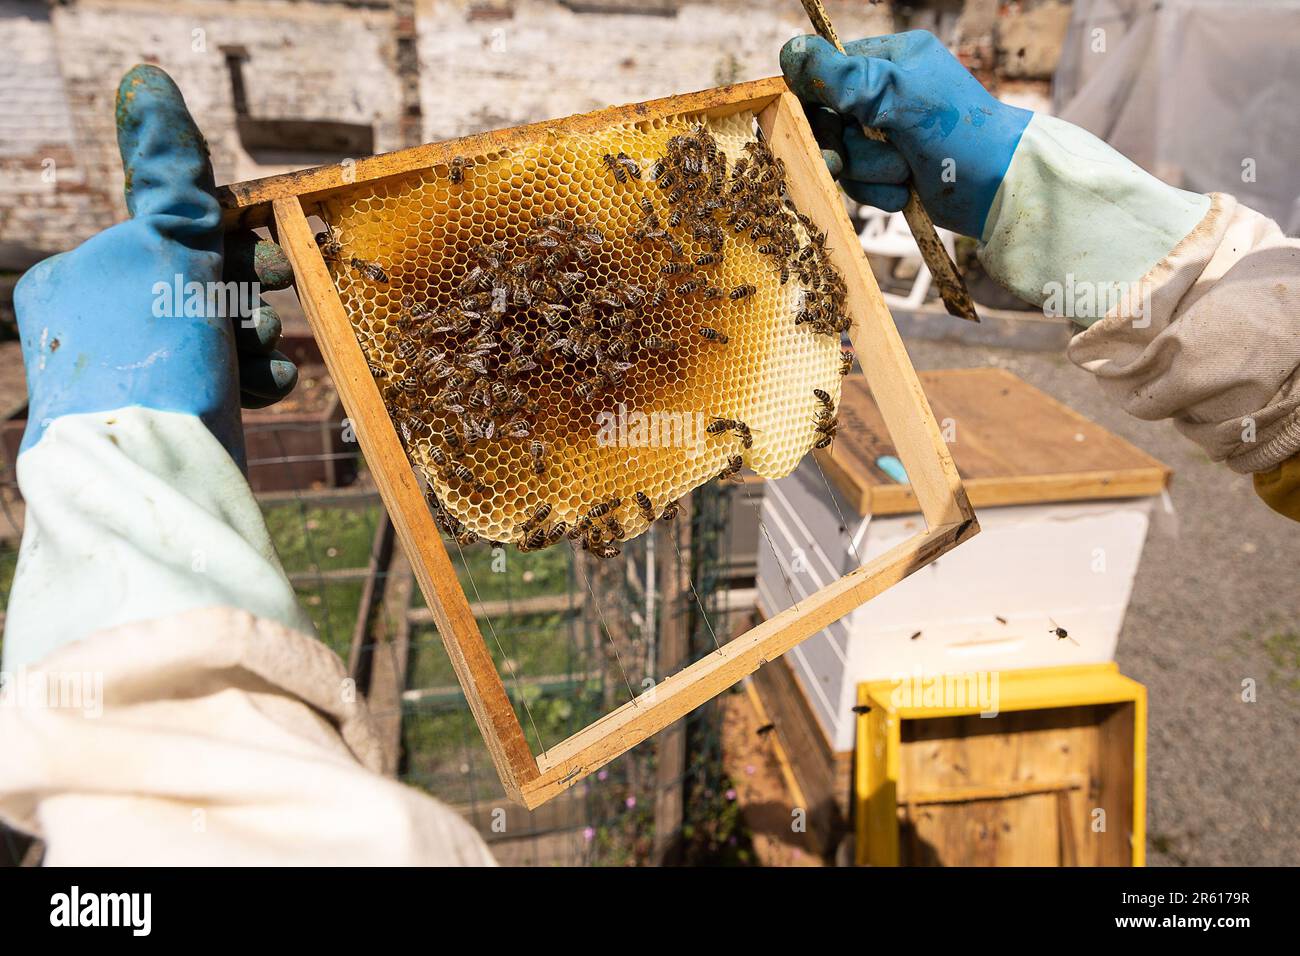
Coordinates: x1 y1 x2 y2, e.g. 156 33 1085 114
1053 0 1300 233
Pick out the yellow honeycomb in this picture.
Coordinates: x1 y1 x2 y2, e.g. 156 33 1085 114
318 109 848 554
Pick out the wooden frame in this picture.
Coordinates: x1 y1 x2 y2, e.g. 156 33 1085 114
220 77 978 808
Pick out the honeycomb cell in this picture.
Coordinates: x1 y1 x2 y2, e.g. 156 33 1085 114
319 109 849 557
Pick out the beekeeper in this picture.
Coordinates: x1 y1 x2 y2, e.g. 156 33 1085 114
781 32 1300 520
0 66 494 865
2 30 1297 865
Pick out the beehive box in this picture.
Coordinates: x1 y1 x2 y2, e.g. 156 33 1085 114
757 368 1170 752
855 663 1147 866
219 77 977 808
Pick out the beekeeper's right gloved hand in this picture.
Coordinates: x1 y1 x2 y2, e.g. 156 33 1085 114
780 31 1210 317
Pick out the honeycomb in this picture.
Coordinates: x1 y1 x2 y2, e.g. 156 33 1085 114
318 108 850 556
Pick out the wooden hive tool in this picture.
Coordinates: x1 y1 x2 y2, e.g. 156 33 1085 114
796 0 980 323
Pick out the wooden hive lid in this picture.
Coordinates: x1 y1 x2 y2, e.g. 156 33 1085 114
818 367 1172 516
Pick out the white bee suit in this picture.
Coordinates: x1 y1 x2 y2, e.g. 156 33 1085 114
0 407 495 866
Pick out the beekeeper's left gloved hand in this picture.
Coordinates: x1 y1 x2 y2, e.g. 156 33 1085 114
15 64 298 466
780 31 1209 316
4 65 313 672
781 31 1031 239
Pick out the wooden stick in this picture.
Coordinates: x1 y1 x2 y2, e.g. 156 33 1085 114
220 77 788 229
795 0 979 323
272 196 540 800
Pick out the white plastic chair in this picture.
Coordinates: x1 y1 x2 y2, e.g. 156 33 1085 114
857 209 958 311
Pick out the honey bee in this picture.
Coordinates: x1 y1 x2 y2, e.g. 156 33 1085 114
813 415 838 449
666 186 686 204
444 461 483 490
433 311 475 337
697 327 729 344
501 354 536 378
518 502 552 533
840 350 854 376
314 225 343 258
399 295 437 328
518 526 548 553
605 516 625 540
646 335 677 352
659 499 680 522
448 156 471 184
574 376 602 400
729 284 756 301
601 153 628 184
695 252 722 266
676 280 700 296
529 439 546 475
590 539 621 559
662 262 693 276
586 498 622 521
614 152 642 180
634 492 656 521
708 417 754 448
716 454 744 482
813 387 835 411
351 258 389 283
367 361 387 379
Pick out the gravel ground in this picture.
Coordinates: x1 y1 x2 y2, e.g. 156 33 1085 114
904 336 1300 867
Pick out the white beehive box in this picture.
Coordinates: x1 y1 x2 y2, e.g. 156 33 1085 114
756 368 1170 753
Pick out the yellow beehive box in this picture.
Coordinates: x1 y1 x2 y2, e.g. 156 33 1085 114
855 662 1146 866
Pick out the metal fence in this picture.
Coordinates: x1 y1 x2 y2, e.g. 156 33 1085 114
0 405 747 866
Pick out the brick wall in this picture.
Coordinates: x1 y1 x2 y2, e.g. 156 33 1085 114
0 0 404 257
0 0 900 259
0 0 114 260
415 0 892 142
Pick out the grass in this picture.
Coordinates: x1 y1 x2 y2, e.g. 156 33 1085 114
262 501 380 575
1235 625 1300 694
413 537 572 607
1260 629 1300 693
261 501 384 657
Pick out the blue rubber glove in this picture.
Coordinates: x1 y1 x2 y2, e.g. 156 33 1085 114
14 65 298 465
780 32 1032 239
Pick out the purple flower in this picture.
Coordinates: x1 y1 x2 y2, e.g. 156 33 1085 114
625 795 637 810
583 827 595 842
725 788 737 801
